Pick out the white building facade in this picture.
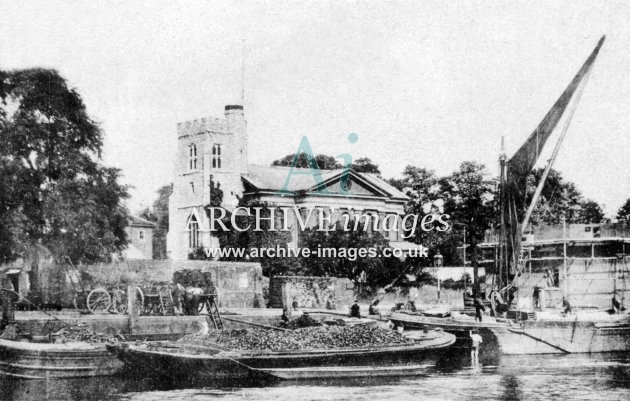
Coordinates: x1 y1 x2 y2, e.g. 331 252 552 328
168 105 418 260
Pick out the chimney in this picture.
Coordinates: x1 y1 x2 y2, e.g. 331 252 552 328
224 104 244 119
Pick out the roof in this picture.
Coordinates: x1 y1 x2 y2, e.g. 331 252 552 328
389 241 425 251
128 215 157 228
243 165 408 200
245 165 342 192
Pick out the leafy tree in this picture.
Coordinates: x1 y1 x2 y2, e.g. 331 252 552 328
388 166 439 206
272 153 381 174
576 200 606 224
272 153 343 170
351 157 381 175
525 168 606 225
0 69 129 267
206 199 297 277
440 161 497 284
389 166 464 266
616 198 630 223
299 219 409 287
139 183 172 259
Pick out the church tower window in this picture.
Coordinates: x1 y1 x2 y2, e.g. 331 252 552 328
212 144 222 169
188 144 198 170
188 214 199 248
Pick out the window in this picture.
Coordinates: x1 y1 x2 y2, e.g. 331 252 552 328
188 214 199 248
190 182 195 193
139 230 144 240
212 144 222 169
188 144 198 170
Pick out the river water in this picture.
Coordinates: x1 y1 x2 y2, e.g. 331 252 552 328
2 351 629 401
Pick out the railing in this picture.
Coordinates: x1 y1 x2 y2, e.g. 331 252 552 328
482 223 630 244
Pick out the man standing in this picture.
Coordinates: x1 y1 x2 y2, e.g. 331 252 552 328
474 292 485 322
1 276 17 331
562 297 572 314
470 330 483 368
350 300 361 318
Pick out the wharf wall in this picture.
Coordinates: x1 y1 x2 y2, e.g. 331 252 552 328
14 313 283 338
268 276 354 310
1 257 264 309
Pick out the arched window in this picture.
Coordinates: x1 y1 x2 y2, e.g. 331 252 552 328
189 144 198 170
212 144 222 169
188 214 199 248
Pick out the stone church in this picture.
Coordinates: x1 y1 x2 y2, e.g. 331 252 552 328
167 105 415 260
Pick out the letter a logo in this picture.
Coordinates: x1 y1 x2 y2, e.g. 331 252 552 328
280 136 329 194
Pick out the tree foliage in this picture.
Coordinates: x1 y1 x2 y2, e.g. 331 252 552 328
525 168 606 225
271 153 381 174
350 157 381 175
272 153 343 170
616 198 630 224
139 183 172 259
210 200 297 277
0 68 130 264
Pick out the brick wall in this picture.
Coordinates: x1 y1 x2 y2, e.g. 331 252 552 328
48 260 264 308
268 276 354 309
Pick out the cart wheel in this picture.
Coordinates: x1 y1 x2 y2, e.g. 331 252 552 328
73 292 88 312
111 290 127 314
87 288 111 313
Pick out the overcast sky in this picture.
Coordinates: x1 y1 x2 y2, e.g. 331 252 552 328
1 1 629 215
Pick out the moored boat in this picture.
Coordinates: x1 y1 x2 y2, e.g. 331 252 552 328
390 309 630 354
107 329 455 380
0 338 123 379
250 363 435 381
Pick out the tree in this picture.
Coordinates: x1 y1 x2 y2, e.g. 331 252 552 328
351 157 381 175
576 200 606 224
205 199 297 277
525 168 606 225
616 198 630 223
389 166 464 266
140 184 172 259
271 153 381 173
0 68 129 266
299 219 408 287
272 153 343 170
440 162 497 284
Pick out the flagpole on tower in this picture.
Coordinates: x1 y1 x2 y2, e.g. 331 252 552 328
241 38 245 106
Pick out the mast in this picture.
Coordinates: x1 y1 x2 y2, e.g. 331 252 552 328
499 137 507 289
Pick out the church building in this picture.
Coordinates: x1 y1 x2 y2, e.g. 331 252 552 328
167 105 416 260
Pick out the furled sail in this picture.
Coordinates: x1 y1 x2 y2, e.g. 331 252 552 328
500 36 605 282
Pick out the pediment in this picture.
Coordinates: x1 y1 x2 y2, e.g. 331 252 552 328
307 172 388 197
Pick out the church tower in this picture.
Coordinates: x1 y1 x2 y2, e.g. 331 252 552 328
167 105 247 260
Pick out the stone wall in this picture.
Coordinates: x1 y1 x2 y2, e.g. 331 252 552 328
376 285 464 311
268 276 354 310
9 259 263 308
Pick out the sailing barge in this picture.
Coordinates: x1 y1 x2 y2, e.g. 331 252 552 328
394 35 630 354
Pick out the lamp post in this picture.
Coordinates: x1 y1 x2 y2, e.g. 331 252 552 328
433 252 443 267
434 252 443 302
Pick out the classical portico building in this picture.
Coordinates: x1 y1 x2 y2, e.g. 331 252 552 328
167 105 416 260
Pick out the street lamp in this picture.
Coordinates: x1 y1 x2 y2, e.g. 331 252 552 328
433 252 443 267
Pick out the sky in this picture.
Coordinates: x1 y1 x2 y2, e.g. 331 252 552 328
1 1 629 215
